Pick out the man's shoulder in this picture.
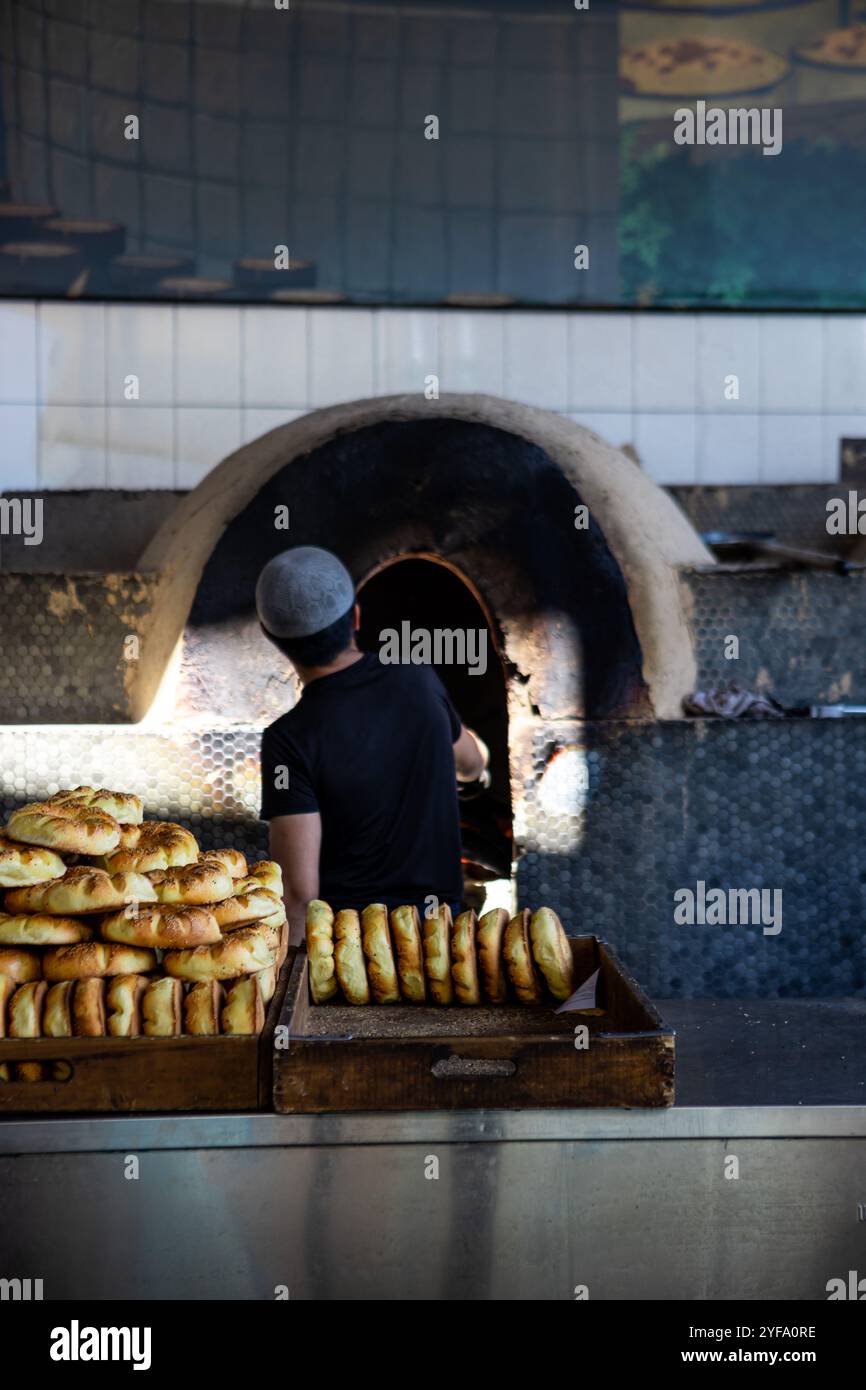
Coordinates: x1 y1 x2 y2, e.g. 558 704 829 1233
261 706 303 747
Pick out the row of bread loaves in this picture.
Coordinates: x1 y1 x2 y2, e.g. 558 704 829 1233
306 901 575 1006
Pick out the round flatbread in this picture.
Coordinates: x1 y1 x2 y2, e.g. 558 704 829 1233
333 909 369 1005
306 899 337 1003
389 905 426 1003
477 907 510 1004
503 910 544 1004
529 907 575 1001
422 903 453 1005
360 903 400 1005
451 909 481 1005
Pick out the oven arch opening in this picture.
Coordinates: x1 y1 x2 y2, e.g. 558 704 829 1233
357 553 513 904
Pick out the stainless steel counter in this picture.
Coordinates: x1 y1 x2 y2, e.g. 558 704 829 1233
0 1000 863 1300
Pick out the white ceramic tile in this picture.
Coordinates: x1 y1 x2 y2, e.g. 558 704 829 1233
309 309 375 407
0 303 37 403
696 414 761 484
632 413 697 485
504 313 568 410
439 311 503 396
107 407 174 488
176 306 241 406
241 307 308 408
759 414 823 483
376 310 439 395
567 313 631 411
819 415 866 483
106 305 174 406
760 315 822 412
696 314 759 411
38 304 106 406
241 408 305 446
824 317 866 413
39 405 107 487
633 315 696 412
566 412 633 451
0 404 38 489
175 407 242 488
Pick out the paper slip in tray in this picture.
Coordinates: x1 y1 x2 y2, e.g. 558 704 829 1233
273 937 675 1112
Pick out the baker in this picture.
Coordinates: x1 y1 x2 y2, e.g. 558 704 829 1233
256 546 489 945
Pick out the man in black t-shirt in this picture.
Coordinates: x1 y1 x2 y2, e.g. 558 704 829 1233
256 547 489 945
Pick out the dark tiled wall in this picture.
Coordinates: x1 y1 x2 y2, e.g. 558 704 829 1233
0 0 619 301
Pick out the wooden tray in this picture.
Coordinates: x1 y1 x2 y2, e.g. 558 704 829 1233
273 938 675 1112
0 950 295 1115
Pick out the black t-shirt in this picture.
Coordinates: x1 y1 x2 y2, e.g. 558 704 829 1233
260 653 463 908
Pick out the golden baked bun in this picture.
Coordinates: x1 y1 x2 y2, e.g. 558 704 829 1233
529 907 575 1001
183 980 224 1035
100 821 198 873
105 975 147 1038
142 976 183 1036
333 909 370 1005
7 801 121 855
0 912 93 945
422 903 454 1005
162 926 275 983
44 980 75 1037
477 907 511 1004
0 946 41 984
0 835 66 888
0 974 16 1037
306 899 337 1003
221 976 265 1035
201 848 248 879
5 865 157 915
72 978 106 1037
42 941 156 981
9 980 47 1037
147 860 234 906
451 909 481 1005
213 887 282 930
245 860 283 894
360 903 400 1005
254 911 287 957
255 963 277 1006
390 905 426 1003
100 904 221 949
503 910 544 1004
46 786 143 825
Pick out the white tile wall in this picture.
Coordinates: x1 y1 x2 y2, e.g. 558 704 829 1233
1 302 865 491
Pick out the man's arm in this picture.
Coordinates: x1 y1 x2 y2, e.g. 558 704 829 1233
269 812 322 946
454 725 489 782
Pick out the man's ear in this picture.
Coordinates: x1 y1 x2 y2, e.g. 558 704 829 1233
353 601 361 631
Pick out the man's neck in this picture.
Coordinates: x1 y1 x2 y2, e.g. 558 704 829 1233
295 645 364 687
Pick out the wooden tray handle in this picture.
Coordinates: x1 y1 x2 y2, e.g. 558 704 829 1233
430 1055 517 1079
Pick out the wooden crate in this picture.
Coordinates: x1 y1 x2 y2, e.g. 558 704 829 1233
273 938 675 1112
0 950 295 1114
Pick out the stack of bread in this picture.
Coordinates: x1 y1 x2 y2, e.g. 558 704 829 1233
0 787 288 1072
306 901 575 1007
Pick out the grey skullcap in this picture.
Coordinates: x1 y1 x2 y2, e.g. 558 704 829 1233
255 547 355 640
